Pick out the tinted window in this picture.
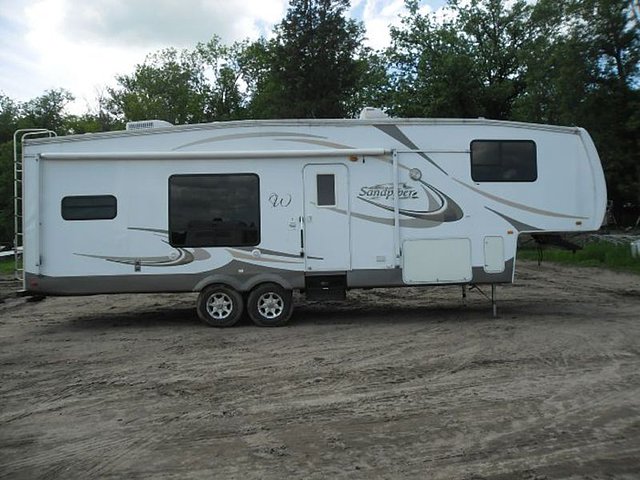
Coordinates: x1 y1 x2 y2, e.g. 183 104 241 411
471 140 537 182
317 174 336 206
169 174 260 247
61 195 117 220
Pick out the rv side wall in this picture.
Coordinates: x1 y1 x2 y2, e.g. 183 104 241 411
21 119 606 296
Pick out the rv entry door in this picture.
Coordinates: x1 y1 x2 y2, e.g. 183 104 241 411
303 164 351 272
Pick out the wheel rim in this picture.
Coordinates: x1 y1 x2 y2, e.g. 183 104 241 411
206 292 234 320
257 292 284 319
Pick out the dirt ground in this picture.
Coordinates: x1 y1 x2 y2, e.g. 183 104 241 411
0 261 639 479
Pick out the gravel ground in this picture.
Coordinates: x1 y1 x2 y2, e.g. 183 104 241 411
1 260 639 479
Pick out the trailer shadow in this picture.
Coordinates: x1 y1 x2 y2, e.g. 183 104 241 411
57 306 203 332
290 304 482 326
291 294 584 326
40 295 580 334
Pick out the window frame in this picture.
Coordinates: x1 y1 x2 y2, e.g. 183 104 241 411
168 173 261 248
470 139 538 183
61 195 118 221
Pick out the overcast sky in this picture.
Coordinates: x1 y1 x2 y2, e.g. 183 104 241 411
0 0 446 114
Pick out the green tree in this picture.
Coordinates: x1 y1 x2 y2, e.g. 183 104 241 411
343 48 390 116
19 89 74 132
108 38 248 124
0 94 21 143
0 95 17 244
517 0 639 218
248 0 366 118
0 141 15 246
575 0 640 218
388 0 535 119
0 90 76 245
108 47 210 124
196 37 248 121
388 3 482 117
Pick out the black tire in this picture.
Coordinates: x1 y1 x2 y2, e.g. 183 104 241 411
246 283 293 327
197 284 244 327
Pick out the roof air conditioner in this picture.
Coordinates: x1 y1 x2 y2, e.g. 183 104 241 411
126 120 173 131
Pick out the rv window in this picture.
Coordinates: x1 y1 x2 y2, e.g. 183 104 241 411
61 195 117 220
471 140 537 182
169 174 260 247
317 174 336 206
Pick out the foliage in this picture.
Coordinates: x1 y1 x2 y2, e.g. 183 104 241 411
108 48 211 124
0 142 14 245
0 257 15 275
0 94 20 143
107 37 249 124
388 0 536 119
519 241 640 275
19 89 74 133
196 38 248 121
247 0 368 118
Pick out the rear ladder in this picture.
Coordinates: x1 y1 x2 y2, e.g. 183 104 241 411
13 129 56 285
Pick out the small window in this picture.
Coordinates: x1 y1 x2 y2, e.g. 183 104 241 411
471 140 537 182
169 174 260 247
317 174 336 206
61 195 117 220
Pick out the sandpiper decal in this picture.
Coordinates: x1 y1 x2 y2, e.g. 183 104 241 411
357 171 463 223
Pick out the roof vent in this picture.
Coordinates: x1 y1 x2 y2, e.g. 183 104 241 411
359 107 389 120
126 119 173 131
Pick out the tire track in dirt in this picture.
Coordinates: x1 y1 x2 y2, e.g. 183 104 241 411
1 263 639 478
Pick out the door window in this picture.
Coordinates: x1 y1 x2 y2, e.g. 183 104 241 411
317 174 336 206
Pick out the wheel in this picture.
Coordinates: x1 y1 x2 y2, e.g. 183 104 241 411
197 284 244 327
246 283 293 327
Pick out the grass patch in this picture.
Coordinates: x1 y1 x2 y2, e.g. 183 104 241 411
519 241 640 275
0 257 18 275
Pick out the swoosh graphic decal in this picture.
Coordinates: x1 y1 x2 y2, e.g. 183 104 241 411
273 138 356 149
374 124 448 175
226 249 303 264
128 227 168 234
173 131 327 151
418 181 464 221
486 208 541 232
128 227 212 260
75 249 195 267
327 206 443 228
453 178 588 219
75 226 212 267
234 247 302 259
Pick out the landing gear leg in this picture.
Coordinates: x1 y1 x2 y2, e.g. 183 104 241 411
491 284 497 318
468 284 498 318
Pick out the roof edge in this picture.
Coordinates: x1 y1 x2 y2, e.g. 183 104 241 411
24 117 581 145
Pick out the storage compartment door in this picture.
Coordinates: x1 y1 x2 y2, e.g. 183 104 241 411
402 238 472 284
483 236 505 273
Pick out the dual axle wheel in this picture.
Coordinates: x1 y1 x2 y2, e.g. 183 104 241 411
196 283 293 328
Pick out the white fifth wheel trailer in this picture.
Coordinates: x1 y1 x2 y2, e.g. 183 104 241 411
15 111 607 326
